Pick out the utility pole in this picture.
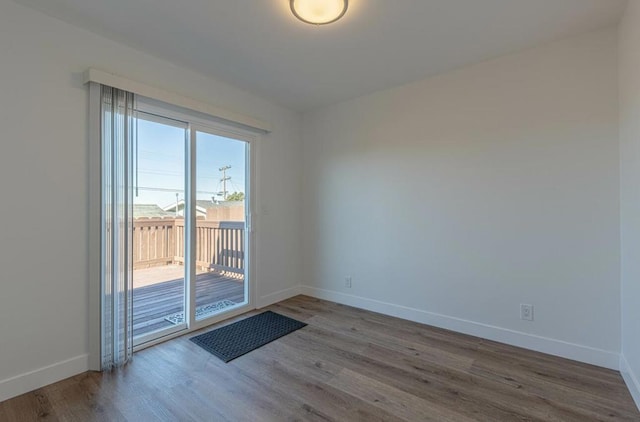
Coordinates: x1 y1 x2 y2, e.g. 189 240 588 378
219 165 232 201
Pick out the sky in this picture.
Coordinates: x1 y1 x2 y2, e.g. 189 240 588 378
135 117 246 208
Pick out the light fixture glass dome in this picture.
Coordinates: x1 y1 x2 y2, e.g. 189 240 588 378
290 0 348 25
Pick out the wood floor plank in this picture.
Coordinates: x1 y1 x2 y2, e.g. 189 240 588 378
305 314 476 371
474 339 629 396
0 389 58 422
43 375 116 422
1 295 638 421
468 358 639 420
235 346 406 422
279 324 549 421
329 367 479 422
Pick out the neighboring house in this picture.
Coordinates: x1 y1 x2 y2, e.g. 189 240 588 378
162 199 217 218
205 201 244 221
163 199 244 220
133 204 175 219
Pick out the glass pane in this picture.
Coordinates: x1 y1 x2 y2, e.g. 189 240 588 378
195 131 247 321
132 116 187 338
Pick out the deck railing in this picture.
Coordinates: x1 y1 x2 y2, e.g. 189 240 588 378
132 218 245 274
132 218 177 269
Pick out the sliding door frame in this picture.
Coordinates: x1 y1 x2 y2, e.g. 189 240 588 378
130 98 258 350
131 111 189 347
186 123 256 331
89 91 260 361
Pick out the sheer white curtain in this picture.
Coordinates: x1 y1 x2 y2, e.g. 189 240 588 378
100 85 137 370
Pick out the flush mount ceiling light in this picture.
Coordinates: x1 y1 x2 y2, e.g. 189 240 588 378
290 0 348 25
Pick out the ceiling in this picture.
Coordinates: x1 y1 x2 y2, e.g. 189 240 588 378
14 0 628 111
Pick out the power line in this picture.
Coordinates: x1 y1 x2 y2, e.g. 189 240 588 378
136 186 218 195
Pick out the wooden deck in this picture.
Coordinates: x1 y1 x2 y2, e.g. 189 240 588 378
133 267 245 338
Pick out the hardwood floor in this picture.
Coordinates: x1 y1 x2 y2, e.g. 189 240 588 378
1 295 638 421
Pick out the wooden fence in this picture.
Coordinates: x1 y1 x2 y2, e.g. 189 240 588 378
132 218 245 274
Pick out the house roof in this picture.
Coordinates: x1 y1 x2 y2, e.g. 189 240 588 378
133 204 174 218
196 200 217 209
201 200 244 208
163 199 243 213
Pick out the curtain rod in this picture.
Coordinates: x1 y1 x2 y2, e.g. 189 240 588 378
83 68 272 133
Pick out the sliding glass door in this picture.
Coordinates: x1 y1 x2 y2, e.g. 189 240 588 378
194 129 249 321
130 100 254 346
132 113 188 343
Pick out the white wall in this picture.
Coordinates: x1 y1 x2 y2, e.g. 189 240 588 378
0 0 302 401
0 0 632 406
302 28 621 368
619 0 640 409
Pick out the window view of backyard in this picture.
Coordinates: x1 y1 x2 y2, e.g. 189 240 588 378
132 117 247 339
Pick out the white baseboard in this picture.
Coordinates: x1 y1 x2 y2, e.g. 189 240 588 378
0 354 89 403
300 286 620 370
257 285 302 309
620 355 640 411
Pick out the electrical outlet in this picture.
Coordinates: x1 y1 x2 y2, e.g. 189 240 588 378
520 304 534 321
344 276 352 288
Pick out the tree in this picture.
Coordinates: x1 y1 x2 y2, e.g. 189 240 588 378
225 191 245 201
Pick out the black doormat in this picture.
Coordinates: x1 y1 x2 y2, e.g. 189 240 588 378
190 311 307 363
